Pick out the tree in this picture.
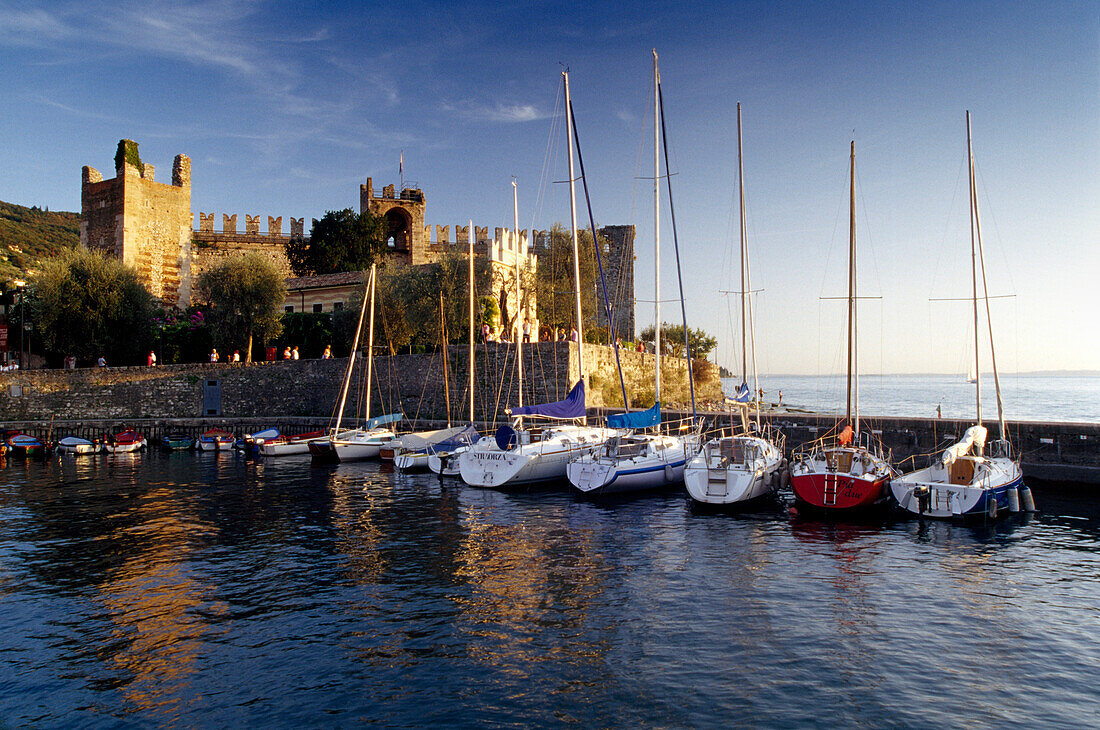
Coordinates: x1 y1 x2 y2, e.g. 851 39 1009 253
196 253 286 363
375 252 492 353
285 209 386 276
31 247 157 365
533 224 602 336
639 322 718 360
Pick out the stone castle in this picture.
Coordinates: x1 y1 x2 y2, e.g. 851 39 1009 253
81 140 635 336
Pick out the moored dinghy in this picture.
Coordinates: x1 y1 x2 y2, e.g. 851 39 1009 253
7 432 47 457
58 435 101 455
258 429 326 457
197 429 235 451
105 430 147 453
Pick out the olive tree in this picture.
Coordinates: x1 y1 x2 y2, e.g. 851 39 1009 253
31 247 157 365
196 253 286 363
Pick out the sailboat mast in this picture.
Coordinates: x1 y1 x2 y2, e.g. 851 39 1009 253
966 111 983 436
366 264 376 423
846 141 857 435
468 221 475 424
513 180 523 414
440 291 451 427
653 50 661 404
563 71 585 386
738 102 748 387
334 267 372 434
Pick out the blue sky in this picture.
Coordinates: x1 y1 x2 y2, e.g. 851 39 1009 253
1 0 1096 375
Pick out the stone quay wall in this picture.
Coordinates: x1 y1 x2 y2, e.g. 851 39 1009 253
0 342 720 425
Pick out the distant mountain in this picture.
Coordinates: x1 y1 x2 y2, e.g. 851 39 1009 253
0 200 80 283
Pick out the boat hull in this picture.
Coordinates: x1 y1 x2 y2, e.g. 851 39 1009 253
568 455 687 495
684 436 783 506
105 440 146 453
891 459 1022 519
460 428 614 489
790 472 890 511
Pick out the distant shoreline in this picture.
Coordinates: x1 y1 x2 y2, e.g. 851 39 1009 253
726 371 1100 379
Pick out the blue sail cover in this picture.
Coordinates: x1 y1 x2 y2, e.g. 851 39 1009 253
607 402 661 429
365 413 403 429
511 381 586 419
734 382 751 403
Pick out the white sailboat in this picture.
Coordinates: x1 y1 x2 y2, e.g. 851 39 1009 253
458 71 614 488
891 112 1033 519
568 50 700 496
309 264 402 463
684 103 785 506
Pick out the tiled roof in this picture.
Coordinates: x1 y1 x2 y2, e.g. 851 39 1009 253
284 270 368 290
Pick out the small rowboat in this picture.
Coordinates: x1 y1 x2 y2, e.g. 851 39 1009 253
198 429 235 451
106 430 147 453
258 429 327 457
58 436 101 455
238 427 281 455
7 433 47 457
161 432 194 451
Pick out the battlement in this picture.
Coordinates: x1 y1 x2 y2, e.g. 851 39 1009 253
196 213 303 237
81 140 192 307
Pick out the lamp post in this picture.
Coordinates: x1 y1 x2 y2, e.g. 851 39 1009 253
13 280 24 369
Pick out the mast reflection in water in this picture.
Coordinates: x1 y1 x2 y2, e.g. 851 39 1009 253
0 454 1097 726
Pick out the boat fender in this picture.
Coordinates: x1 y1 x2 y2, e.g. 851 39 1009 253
1007 485 1020 513
495 425 520 451
664 464 676 482
987 494 998 521
1019 484 1036 512
780 466 791 491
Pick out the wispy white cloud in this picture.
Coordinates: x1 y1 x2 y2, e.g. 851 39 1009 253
443 100 549 123
0 6 73 46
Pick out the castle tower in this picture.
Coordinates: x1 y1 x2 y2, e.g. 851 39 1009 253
81 140 193 307
360 177 427 265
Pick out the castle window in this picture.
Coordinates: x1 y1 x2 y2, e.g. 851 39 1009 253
313 303 323 313
333 302 344 311
285 305 294 313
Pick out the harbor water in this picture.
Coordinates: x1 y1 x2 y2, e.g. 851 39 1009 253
1 453 1097 726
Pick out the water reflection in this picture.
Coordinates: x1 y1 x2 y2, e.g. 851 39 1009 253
0 456 1097 726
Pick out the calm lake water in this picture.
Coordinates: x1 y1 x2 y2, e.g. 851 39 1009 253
723 374 1100 424
1 453 1098 727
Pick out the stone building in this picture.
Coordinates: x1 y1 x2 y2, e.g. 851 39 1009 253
80 140 638 337
81 140 193 307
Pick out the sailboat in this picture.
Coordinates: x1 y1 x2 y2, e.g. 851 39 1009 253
568 50 701 496
788 142 896 511
458 71 615 488
684 102 785 506
890 112 1033 519
309 264 403 463
428 222 481 476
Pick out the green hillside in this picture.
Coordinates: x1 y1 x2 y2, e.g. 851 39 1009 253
0 200 80 283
